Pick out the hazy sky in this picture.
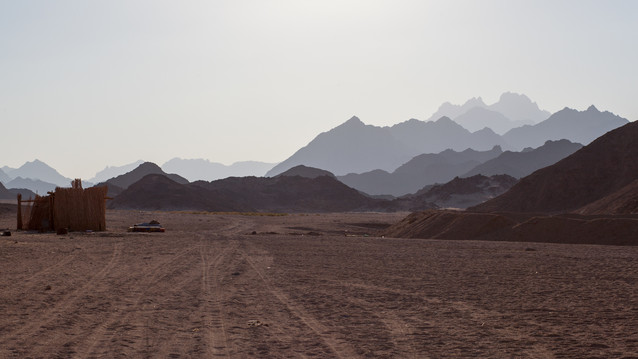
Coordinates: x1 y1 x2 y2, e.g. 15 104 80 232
1 0 637 179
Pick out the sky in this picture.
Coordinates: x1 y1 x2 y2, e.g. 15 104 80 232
1 0 637 179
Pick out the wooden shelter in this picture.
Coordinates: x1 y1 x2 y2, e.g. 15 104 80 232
18 179 108 232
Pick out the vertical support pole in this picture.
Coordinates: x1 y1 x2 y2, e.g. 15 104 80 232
17 194 22 230
49 194 55 231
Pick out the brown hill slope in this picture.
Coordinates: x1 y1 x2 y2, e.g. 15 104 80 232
472 120 638 213
577 179 638 215
381 210 638 246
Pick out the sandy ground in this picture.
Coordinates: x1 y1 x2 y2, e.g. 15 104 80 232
1 209 637 358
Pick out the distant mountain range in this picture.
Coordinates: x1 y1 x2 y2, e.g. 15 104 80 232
0 159 92 194
338 146 504 196
501 105 627 150
89 160 145 184
266 116 507 177
108 170 396 213
426 92 551 131
106 163 517 212
462 139 583 179
2 93 630 204
5 160 73 187
0 182 36 200
162 158 277 182
100 162 189 197
0 168 11 183
267 102 627 177
5 177 57 195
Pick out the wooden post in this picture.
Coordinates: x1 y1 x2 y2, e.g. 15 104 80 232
17 194 22 230
49 194 55 231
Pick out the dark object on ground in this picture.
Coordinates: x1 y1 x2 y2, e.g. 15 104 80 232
56 228 68 235
129 220 165 232
1 230 10 236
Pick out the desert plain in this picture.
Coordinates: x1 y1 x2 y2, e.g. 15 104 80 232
1 207 637 358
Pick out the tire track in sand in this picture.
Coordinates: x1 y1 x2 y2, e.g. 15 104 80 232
8 241 122 342
75 244 202 358
199 238 236 358
22 250 80 284
239 248 359 359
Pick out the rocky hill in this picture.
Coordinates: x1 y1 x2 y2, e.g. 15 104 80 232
104 162 188 190
194 174 392 213
472 120 638 213
381 210 638 246
408 174 518 209
576 180 638 215
107 174 249 212
108 170 406 213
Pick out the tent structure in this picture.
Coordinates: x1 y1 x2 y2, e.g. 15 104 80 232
18 179 108 232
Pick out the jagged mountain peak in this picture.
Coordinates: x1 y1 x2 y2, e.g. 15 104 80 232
343 116 364 126
462 97 486 108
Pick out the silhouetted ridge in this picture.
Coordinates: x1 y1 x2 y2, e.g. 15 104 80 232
108 174 248 211
472 120 638 213
276 165 335 179
106 162 189 190
463 139 583 178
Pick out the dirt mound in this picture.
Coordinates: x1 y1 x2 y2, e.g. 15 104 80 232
382 210 638 245
472 120 638 213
